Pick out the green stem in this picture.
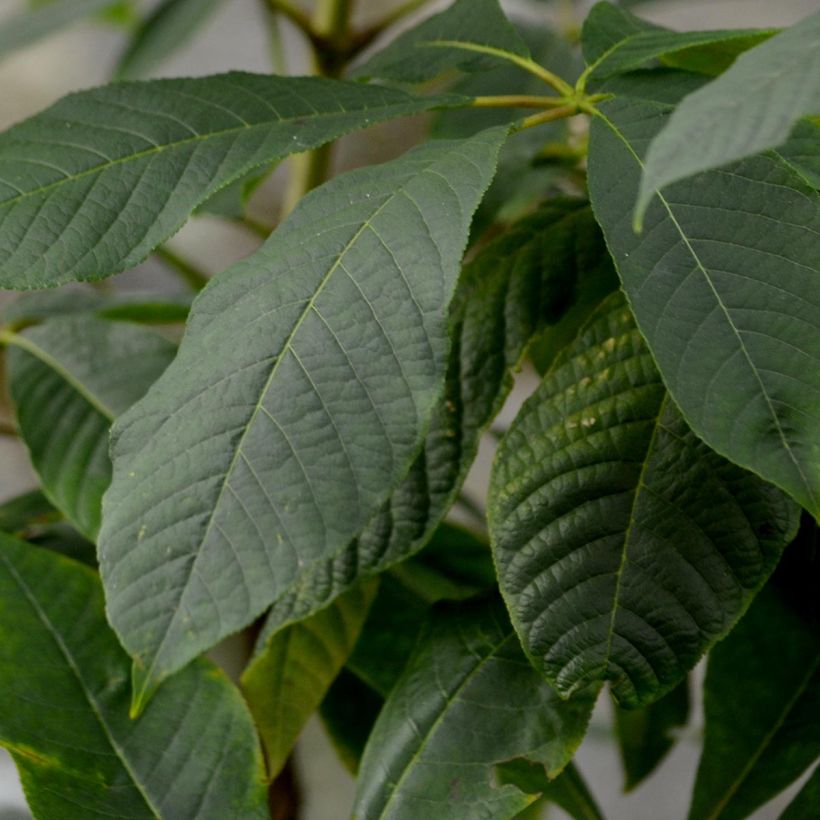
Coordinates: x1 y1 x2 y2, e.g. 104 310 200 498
312 0 352 39
264 0 315 38
262 2 288 74
373 0 433 31
282 145 333 216
154 246 210 292
472 94 567 109
515 104 579 132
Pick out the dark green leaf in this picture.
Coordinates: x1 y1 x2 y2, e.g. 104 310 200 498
98 128 507 712
257 201 616 645
489 293 799 706
241 581 376 780
0 73 463 288
115 0 227 80
353 0 529 84
781 767 820 820
0 0 115 60
587 70 820 515
0 489 58 536
0 533 268 819
497 759 603 820
635 9 820 221
581 4 774 82
689 569 820 819
353 598 597 819
778 118 820 190
6 316 176 539
615 677 689 790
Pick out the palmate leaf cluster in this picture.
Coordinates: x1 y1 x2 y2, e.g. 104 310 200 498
0 0 817 818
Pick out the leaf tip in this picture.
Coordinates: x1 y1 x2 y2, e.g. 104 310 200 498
129 660 157 719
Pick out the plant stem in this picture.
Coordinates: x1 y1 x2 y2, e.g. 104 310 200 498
262 1 289 74
154 246 210 291
265 0 315 39
373 0 433 31
515 104 579 131
0 420 18 438
312 0 352 39
472 94 567 109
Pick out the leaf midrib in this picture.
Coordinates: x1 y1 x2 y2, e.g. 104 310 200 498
594 104 816 510
0 550 161 819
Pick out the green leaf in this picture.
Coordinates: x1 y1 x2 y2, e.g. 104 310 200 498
777 118 820 190
0 533 268 819
353 598 597 819
634 9 820 222
587 70 820 515
781 767 820 820
115 0 227 79
581 3 774 82
0 0 115 60
353 0 529 84
615 677 689 790
0 489 58 536
241 581 376 780
489 293 799 706
256 200 616 644
689 557 820 819
98 128 507 712
497 759 603 820
0 73 463 289
5 316 176 540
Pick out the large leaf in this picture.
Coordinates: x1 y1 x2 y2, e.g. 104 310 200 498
489 293 799 706
98 128 507 711
689 555 820 820
0 533 268 819
587 70 820 515
5 316 176 539
353 0 529 84
255 201 617 640
615 677 689 790
781 767 820 820
0 0 114 60
241 581 376 780
634 9 820 221
0 73 462 289
353 598 597 819
580 3 774 82
778 118 820 190
115 0 227 79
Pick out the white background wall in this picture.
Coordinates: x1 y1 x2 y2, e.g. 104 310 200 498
0 1 817 817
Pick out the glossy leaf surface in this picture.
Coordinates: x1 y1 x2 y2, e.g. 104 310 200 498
489 294 799 706
0 533 268 820
257 201 616 641
690 576 820 820
99 129 506 710
354 0 528 84
6 316 176 539
634 9 820 220
241 582 376 780
587 71 820 514
0 73 461 288
354 598 597 819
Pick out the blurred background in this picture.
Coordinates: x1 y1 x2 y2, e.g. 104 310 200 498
0 0 817 817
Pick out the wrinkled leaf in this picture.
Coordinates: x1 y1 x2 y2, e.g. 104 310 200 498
354 0 528 84
489 294 799 706
0 533 268 819
99 128 506 711
634 9 820 222
115 0 227 79
0 0 115 60
0 73 463 288
6 316 176 539
615 677 689 790
354 598 597 819
241 582 376 780
257 201 616 644
587 70 820 514
581 3 774 82
689 556 820 820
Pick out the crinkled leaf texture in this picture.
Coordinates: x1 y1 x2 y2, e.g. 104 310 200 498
6 316 176 539
0 533 268 820
689 523 820 820
255 200 616 644
353 0 528 84
633 8 820 220
241 581 376 780
0 72 463 288
353 598 597 820
580 3 774 82
489 293 799 707
587 70 820 515
99 127 507 711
